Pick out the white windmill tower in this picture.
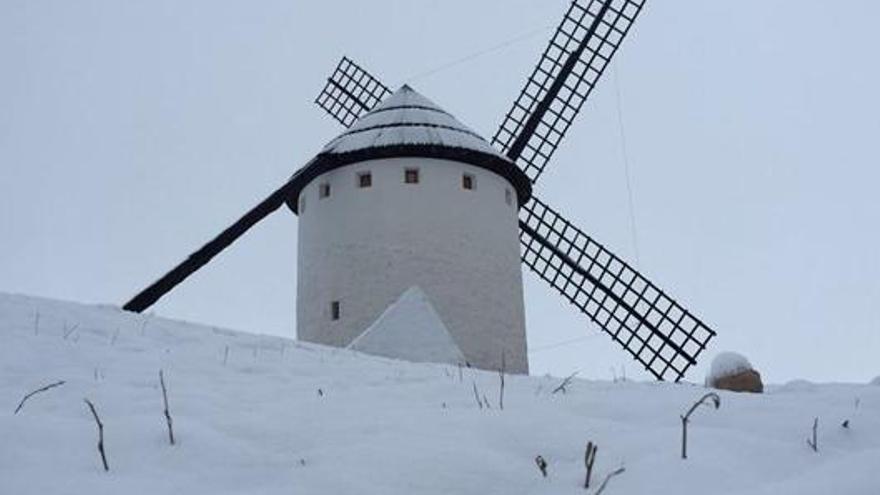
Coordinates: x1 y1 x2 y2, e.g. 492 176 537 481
124 0 719 382
287 85 532 373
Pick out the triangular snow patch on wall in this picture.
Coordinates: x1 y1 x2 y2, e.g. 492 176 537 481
347 286 465 366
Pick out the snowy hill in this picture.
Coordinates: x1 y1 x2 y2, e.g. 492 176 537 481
1 292 878 494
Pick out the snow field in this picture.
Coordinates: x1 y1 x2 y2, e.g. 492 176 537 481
1 292 878 494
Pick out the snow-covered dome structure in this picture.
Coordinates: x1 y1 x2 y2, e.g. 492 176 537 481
288 85 531 373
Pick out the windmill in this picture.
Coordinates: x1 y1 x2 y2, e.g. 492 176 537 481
123 0 716 381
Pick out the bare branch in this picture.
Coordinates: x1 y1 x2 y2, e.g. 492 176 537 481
584 441 598 488
594 466 625 495
806 417 818 452
552 371 578 395
62 322 79 340
14 380 65 414
681 392 721 459
499 351 506 410
159 370 175 445
83 398 109 471
472 382 483 409
535 455 548 477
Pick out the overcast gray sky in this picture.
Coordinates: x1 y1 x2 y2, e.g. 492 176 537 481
2 1 878 384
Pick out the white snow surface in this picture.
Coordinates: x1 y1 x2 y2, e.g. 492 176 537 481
706 351 755 385
347 286 465 366
2 292 879 494
321 85 507 158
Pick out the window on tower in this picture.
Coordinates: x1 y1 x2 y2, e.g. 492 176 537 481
299 196 306 213
404 168 419 184
330 301 340 321
505 188 513 206
319 183 331 199
358 172 372 188
462 173 475 190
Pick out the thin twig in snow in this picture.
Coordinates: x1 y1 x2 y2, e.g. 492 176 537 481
159 370 175 445
552 371 578 394
681 392 720 459
584 441 598 488
62 322 79 340
499 352 505 410
535 455 548 477
14 380 66 414
472 382 483 409
806 417 818 452
83 398 109 471
33 310 40 336
594 466 625 495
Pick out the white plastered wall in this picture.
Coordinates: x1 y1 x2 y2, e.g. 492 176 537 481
296 157 528 373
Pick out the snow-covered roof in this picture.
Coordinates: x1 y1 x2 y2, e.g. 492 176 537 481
285 85 532 213
320 85 508 159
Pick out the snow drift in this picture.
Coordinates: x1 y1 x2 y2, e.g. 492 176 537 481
1 292 879 494
347 286 465 366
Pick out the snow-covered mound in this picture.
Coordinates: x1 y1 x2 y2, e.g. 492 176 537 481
705 351 754 384
347 286 465 366
871 376 880 386
2 292 879 494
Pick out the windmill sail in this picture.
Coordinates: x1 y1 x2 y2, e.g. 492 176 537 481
493 0 646 183
519 196 715 380
315 57 391 129
122 178 303 312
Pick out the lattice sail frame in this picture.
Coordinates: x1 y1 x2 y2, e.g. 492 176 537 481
493 0 646 183
315 57 391 128
519 197 715 379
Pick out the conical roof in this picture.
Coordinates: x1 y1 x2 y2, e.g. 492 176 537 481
286 85 531 213
320 85 508 158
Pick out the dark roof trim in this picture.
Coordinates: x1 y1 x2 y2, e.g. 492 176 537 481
333 121 486 142
284 144 532 214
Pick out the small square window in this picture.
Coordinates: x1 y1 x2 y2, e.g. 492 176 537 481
505 188 513 206
404 168 419 184
330 301 340 321
319 183 331 199
358 172 372 188
462 174 475 190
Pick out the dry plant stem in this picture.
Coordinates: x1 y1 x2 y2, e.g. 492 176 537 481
223 345 229 366
807 417 818 452
535 455 548 477
552 371 578 394
83 398 109 471
681 392 721 460
594 467 625 495
499 352 506 410
472 382 483 409
159 370 175 445
14 380 66 414
584 441 598 488
63 323 79 340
